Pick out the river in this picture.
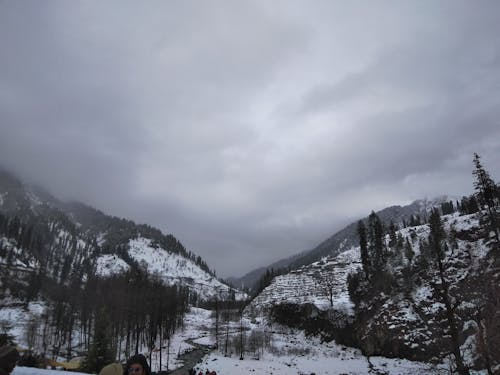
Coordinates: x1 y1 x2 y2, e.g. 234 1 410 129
166 340 213 375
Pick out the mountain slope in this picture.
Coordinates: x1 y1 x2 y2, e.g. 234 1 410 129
246 208 499 371
0 168 244 301
234 198 452 291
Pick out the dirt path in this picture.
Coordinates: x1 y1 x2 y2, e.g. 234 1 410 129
167 340 213 375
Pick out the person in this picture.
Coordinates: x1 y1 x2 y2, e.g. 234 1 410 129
124 354 151 375
99 363 123 375
0 346 20 375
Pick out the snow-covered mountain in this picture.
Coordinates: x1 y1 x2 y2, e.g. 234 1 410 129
95 237 243 300
0 168 245 301
246 208 499 371
2 164 497 373
232 197 456 291
247 247 360 315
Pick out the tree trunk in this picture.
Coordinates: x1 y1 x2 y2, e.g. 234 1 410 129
437 258 470 375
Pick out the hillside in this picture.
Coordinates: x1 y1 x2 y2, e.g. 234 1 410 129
234 197 453 291
245 207 499 372
0 168 243 301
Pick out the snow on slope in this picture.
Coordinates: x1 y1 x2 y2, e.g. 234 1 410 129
96 237 247 301
95 254 130 276
0 300 46 343
249 247 361 314
0 237 38 269
250 212 486 316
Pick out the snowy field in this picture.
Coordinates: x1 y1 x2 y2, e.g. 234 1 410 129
4 304 490 375
11 360 440 375
138 307 456 375
193 338 449 375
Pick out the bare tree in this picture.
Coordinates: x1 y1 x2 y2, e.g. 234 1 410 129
25 315 39 353
313 266 339 308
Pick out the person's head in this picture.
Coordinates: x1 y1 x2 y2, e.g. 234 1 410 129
125 354 150 375
99 363 123 375
0 346 20 375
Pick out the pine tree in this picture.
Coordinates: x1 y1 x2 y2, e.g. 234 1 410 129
472 153 499 244
441 201 455 215
388 220 398 248
428 209 469 375
83 309 115 373
368 211 385 274
404 238 414 265
357 220 370 278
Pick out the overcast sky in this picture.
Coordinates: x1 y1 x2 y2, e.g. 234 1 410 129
1 1 499 278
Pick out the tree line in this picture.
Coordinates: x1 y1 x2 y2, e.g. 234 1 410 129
0 208 193 373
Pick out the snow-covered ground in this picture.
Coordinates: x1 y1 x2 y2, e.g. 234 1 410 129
4 303 465 375
152 307 457 375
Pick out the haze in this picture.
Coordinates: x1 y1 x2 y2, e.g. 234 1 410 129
1 1 499 278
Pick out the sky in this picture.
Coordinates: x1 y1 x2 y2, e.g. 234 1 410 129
1 1 499 278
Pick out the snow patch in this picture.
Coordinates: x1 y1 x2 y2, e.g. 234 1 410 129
95 254 130 276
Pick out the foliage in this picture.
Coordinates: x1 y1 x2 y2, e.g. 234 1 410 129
0 332 16 347
17 352 43 368
472 153 500 245
81 309 115 373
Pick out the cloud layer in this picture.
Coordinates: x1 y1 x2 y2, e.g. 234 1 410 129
1 1 499 277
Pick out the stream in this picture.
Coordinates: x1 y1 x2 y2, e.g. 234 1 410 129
166 339 213 375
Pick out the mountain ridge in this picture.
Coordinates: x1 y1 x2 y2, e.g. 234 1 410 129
0 167 244 301
232 197 456 291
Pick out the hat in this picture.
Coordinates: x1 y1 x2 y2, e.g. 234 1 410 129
99 363 123 375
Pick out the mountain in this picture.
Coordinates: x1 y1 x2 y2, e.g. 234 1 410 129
245 205 499 371
0 168 245 301
247 247 361 315
233 197 455 291
1 159 498 373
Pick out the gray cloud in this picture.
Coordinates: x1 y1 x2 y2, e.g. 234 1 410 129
1 1 499 277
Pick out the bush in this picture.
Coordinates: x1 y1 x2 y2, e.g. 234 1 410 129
17 352 42 368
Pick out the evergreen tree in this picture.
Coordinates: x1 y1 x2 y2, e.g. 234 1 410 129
441 201 455 215
472 153 499 244
404 238 414 265
368 211 385 274
357 220 370 278
83 309 115 373
460 195 480 215
428 209 469 375
388 220 398 248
